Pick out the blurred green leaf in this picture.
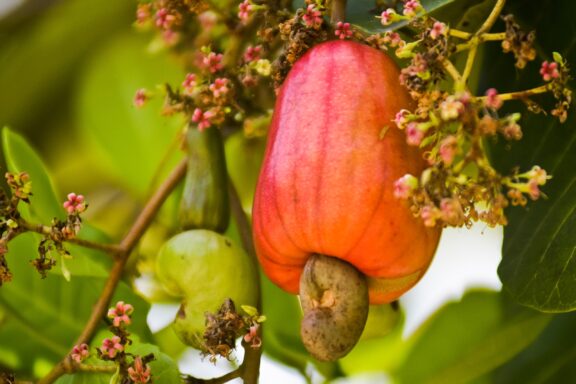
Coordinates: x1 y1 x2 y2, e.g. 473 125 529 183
340 309 409 376
485 0 576 312
0 0 133 131
128 342 181 384
492 312 576 383
76 32 185 196
2 127 63 222
396 291 551 384
0 233 151 374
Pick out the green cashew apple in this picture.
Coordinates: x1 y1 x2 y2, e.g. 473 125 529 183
179 125 230 232
156 229 258 349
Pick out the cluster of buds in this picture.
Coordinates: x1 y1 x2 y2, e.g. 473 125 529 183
6 171 32 203
201 299 265 363
375 0 571 228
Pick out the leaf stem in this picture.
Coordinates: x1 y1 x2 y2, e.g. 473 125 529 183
37 158 188 384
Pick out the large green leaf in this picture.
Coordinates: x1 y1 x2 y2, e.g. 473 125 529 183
395 291 551 384
0 0 133 131
76 32 185 196
486 0 576 312
492 312 576 383
2 127 63 222
0 233 151 375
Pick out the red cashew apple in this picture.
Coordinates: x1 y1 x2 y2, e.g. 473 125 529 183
252 40 441 360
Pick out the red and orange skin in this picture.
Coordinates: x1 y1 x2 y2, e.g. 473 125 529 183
253 40 441 304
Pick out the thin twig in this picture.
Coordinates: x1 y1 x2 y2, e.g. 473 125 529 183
227 180 262 384
330 0 347 25
476 0 506 35
18 221 123 256
38 158 188 384
476 84 550 102
185 368 242 384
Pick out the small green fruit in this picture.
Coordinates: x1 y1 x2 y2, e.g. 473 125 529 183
156 229 258 349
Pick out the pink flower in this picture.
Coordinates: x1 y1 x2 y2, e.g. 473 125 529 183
484 88 503 110
335 22 353 40
244 45 262 62
128 356 152 383
303 4 323 29
393 174 418 199
107 301 134 327
379 9 397 26
70 343 89 363
527 180 541 200
182 73 197 95
527 165 549 185
203 52 224 73
133 89 148 108
243 324 262 349
383 31 404 47
63 193 86 214
439 135 458 165
406 122 424 146
136 4 151 24
238 0 252 21
393 109 410 129
429 21 447 39
155 8 176 29
403 0 421 17
100 336 124 359
192 108 215 131
209 78 230 98
540 61 559 82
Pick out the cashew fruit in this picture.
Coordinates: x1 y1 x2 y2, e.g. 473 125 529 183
156 229 258 349
252 40 441 360
179 126 230 232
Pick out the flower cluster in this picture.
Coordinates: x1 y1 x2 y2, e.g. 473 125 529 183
98 301 153 382
374 2 571 228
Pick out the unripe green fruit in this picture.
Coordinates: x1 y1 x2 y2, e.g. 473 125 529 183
179 126 230 232
156 230 258 349
360 303 400 341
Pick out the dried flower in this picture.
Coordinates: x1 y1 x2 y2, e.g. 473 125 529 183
128 356 152 383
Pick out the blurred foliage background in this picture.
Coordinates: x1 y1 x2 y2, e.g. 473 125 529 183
0 0 575 383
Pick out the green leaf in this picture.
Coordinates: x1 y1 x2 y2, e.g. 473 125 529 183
76 32 185 196
0 233 151 374
485 0 576 312
0 0 133 131
127 342 181 384
2 127 63 222
492 312 576 383
395 291 551 384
